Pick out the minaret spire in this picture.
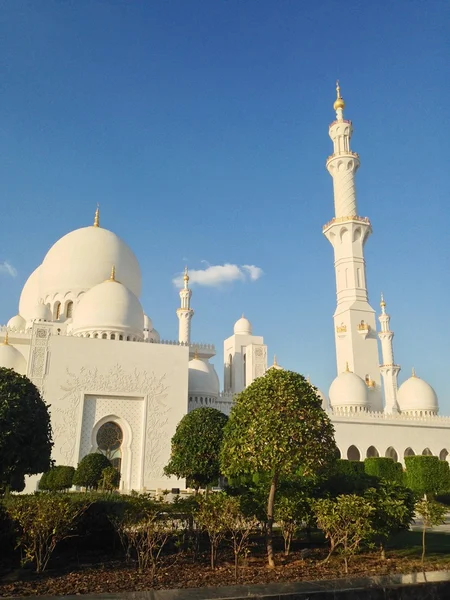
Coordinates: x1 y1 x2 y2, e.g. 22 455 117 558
323 83 382 411
176 266 194 344
378 294 401 413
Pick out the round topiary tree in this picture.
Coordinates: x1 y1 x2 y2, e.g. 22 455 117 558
0 367 53 494
39 466 75 492
220 368 337 568
164 407 228 490
73 453 112 490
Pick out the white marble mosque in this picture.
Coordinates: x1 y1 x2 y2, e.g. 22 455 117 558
1 83 448 492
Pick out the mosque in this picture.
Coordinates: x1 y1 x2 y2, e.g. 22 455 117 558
1 84 449 493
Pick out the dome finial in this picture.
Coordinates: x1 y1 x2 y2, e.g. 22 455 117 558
183 265 189 287
333 80 345 112
2 330 9 345
110 265 116 281
273 354 277 366
345 361 350 372
412 367 417 378
380 292 386 313
94 204 100 227
194 347 199 360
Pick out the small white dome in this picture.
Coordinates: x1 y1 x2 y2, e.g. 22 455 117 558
148 328 160 343
234 315 252 335
7 315 26 331
39 225 142 301
72 274 144 339
19 266 41 321
329 370 369 411
0 341 27 375
398 373 438 414
188 358 220 398
30 301 52 322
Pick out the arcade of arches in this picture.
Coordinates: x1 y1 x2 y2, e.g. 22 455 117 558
339 444 449 463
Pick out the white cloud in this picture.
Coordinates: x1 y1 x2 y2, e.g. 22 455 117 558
172 263 264 288
0 261 17 278
242 265 264 281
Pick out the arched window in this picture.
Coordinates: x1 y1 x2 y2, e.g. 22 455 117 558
96 422 123 474
126 336 130 341
347 445 361 461
439 449 448 461
422 448 433 456
55 302 61 320
119 335 123 340
102 333 107 339
366 446 379 458
111 334 116 340
94 333 98 338
385 447 398 462
404 447 415 458
66 301 73 318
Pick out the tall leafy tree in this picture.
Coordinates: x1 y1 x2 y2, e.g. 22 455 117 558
164 407 228 490
220 369 337 567
0 368 53 493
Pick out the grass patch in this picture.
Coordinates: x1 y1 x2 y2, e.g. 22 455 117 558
389 529 450 558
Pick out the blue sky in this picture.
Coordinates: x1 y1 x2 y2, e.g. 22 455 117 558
1 1 449 408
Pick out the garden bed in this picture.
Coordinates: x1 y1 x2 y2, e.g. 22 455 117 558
1 540 450 598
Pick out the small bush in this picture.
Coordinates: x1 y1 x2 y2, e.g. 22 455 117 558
405 456 450 496
73 454 112 490
5 494 90 572
39 466 75 492
100 466 121 491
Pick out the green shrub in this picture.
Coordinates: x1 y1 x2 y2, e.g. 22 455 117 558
364 457 403 484
5 494 90 572
73 453 112 490
405 456 450 496
100 466 121 491
39 466 75 492
325 459 376 495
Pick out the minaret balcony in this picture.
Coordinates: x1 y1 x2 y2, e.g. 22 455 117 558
326 150 359 163
357 321 371 339
322 215 371 232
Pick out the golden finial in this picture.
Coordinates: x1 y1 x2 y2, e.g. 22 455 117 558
333 80 345 112
109 265 116 281
273 354 278 366
412 367 416 378
380 292 386 308
2 330 9 345
345 361 350 372
93 204 100 227
194 347 199 360
183 266 189 282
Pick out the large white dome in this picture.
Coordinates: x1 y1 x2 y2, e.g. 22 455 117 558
398 372 438 415
19 266 41 321
188 358 220 398
0 339 27 375
39 225 142 301
72 274 144 340
329 370 369 412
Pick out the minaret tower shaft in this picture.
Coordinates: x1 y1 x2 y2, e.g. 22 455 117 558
176 267 194 344
378 294 401 413
323 82 382 410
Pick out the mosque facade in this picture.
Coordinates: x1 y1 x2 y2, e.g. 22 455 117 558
1 85 448 492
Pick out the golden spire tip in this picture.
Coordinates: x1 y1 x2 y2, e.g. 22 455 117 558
273 354 277 366
333 80 345 112
183 265 189 282
412 367 416 378
194 347 199 360
2 330 9 345
345 361 350 372
110 265 116 281
94 204 100 227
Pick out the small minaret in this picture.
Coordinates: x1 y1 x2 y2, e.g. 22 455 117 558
378 294 401 413
176 266 194 344
323 81 382 411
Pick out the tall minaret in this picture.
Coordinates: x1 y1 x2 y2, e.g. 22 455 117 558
323 82 382 410
378 294 400 413
176 267 194 344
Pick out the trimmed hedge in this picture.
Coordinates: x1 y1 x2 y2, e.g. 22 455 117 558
404 455 450 496
39 466 75 492
364 457 403 484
